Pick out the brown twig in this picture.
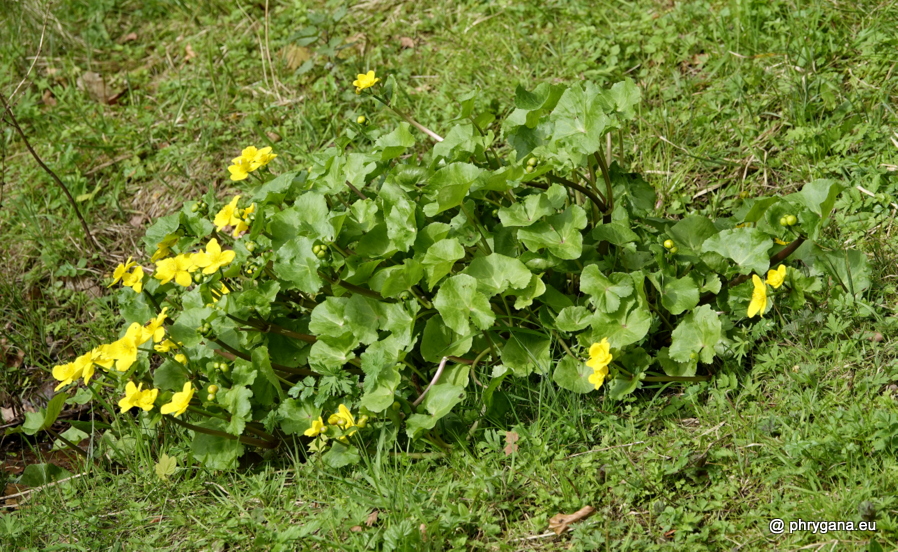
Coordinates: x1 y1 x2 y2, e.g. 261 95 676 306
700 237 806 303
0 89 100 251
541 174 607 213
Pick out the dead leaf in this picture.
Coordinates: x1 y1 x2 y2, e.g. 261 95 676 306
284 45 311 71
119 32 138 43
266 131 282 143
41 90 57 107
548 505 596 535
503 431 519 455
399 36 416 49
419 523 427 542
184 44 197 62
79 71 107 103
350 525 363 532
365 510 379 527
1 407 16 423
129 214 147 227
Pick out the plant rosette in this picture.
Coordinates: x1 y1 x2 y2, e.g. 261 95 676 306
42 74 868 469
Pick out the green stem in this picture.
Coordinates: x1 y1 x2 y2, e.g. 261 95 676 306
86 381 118 418
211 341 318 376
593 150 614 221
45 427 89 460
408 286 433 309
165 414 279 449
226 314 317 344
318 271 386 301
460 201 492 255
470 346 493 388
552 330 579 362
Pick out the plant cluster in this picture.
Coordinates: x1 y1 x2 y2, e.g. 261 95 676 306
35 71 868 468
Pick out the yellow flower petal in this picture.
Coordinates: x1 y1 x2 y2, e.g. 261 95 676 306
588 365 609 390
586 338 613 370
213 196 241 230
766 265 787 289
747 274 768 318
352 70 380 92
304 416 326 437
160 382 195 417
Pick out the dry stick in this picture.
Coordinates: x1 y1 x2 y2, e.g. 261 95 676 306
0 90 100 251
413 356 449 407
10 13 46 100
0 473 87 503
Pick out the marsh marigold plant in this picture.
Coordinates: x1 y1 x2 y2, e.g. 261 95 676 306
38 77 865 471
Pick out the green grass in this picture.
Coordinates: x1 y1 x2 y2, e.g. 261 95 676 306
1 0 897 549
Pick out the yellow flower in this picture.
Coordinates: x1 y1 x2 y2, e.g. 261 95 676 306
152 235 180 262
193 238 236 274
52 362 82 391
154 339 178 353
118 381 159 413
230 204 256 237
121 266 144 293
304 416 327 437
588 364 609 391
106 336 139 372
90 345 115 371
109 257 136 287
228 156 253 181
747 274 768 318
154 254 198 287
144 308 169 343
328 404 358 436
586 338 613 371
72 351 98 386
774 238 789 246
214 196 242 230
249 148 276 170
766 265 787 289
352 70 380 93
174 354 188 365
160 382 195 417
227 147 276 181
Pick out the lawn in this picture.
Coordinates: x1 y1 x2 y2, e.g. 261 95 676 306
1 0 897 550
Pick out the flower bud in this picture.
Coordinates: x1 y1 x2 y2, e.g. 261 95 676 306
357 115 366 124
663 239 674 249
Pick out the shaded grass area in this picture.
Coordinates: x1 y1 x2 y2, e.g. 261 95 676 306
1 0 897 549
